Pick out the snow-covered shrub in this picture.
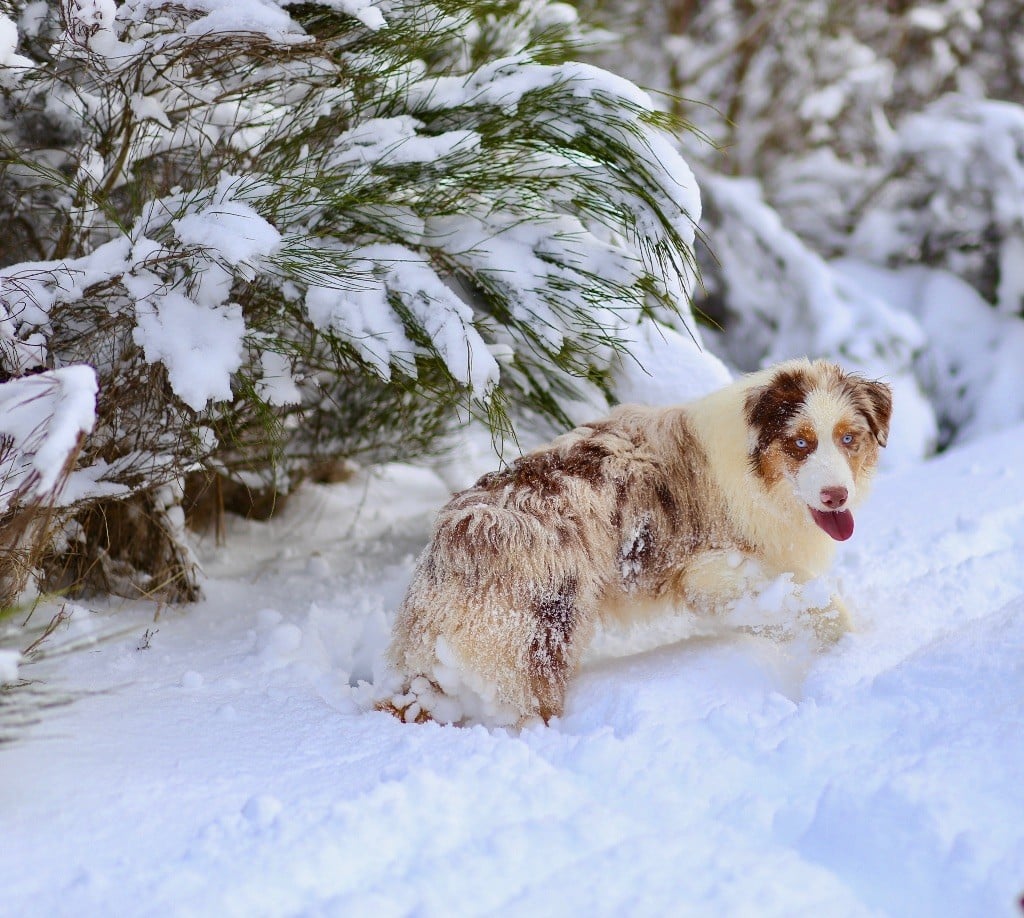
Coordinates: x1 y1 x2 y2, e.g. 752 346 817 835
834 259 1024 450
0 0 702 599
843 96 1024 314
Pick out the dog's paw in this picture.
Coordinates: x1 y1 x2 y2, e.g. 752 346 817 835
803 594 852 645
375 696 433 724
377 675 469 725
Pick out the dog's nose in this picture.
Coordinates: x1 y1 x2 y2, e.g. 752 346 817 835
820 486 848 509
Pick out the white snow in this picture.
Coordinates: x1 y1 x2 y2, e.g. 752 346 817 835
305 275 415 381
0 648 19 683
2 407 1023 915
172 185 282 270
122 0 310 46
318 0 386 31
2 7 1023 911
256 350 302 407
614 320 732 406
129 92 172 129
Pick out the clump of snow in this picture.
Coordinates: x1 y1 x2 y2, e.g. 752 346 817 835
132 293 245 412
129 92 172 129
305 277 414 383
0 13 34 86
318 0 386 31
256 351 302 407
329 117 481 171
306 238 505 394
122 0 310 46
0 368 97 510
58 0 129 59
614 320 731 406
0 649 19 684
172 197 282 270
17 2 48 40
724 568 839 640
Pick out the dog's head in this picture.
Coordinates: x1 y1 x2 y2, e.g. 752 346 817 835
744 361 892 541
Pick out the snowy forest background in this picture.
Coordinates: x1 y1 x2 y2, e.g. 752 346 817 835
3 0 1024 626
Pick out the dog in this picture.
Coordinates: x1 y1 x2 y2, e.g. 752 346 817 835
380 358 892 726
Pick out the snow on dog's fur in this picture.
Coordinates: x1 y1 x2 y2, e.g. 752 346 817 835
381 358 892 726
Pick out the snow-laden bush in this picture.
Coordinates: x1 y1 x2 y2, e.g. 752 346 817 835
0 0 704 600
834 259 1024 450
843 96 1024 313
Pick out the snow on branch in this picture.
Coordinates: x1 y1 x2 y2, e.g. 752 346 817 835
0 13 36 86
0 368 98 513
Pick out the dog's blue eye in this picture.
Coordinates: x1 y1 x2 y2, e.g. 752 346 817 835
842 433 854 445
795 438 807 449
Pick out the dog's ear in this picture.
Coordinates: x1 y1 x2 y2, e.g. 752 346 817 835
857 379 892 447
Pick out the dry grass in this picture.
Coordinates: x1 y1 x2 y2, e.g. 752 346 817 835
40 493 201 604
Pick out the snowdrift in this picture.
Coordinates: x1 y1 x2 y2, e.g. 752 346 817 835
2 418 1023 916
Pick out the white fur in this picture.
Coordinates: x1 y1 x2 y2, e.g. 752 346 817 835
796 389 856 511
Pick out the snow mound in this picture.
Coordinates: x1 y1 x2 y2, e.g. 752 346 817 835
614 320 732 406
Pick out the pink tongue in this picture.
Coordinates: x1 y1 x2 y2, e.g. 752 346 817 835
810 508 855 541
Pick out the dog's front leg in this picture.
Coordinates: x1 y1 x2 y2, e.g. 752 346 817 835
675 549 770 616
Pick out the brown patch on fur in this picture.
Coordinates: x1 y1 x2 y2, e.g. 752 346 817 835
562 439 613 482
530 576 579 720
835 421 878 481
780 425 817 462
864 381 893 446
476 438 611 496
839 375 892 447
832 420 858 444
653 479 679 523
610 477 628 531
754 444 787 485
745 367 811 480
608 417 726 600
664 418 721 552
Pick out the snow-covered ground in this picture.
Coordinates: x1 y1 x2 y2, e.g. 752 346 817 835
2 418 1024 917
